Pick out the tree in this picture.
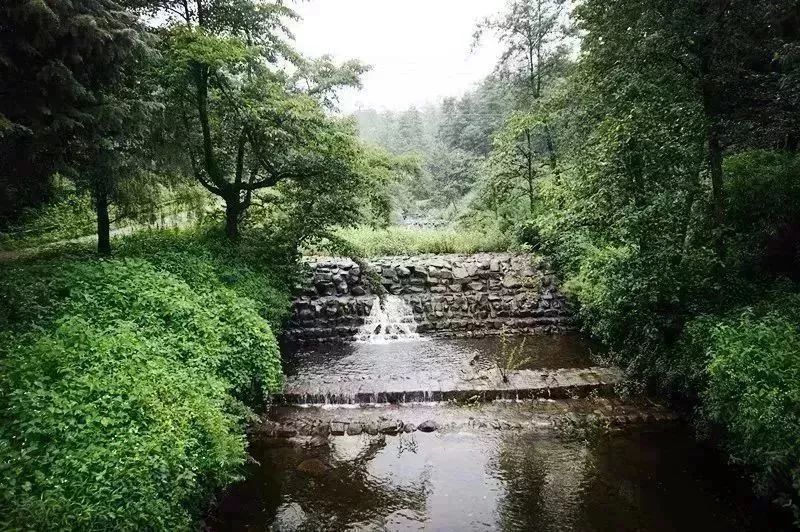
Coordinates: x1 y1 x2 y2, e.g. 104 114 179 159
575 0 799 261
438 77 513 156
0 0 149 229
487 112 552 215
354 146 423 227
474 0 574 104
291 55 370 111
425 145 478 212
152 0 366 238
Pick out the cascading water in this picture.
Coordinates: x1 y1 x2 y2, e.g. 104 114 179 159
357 295 421 343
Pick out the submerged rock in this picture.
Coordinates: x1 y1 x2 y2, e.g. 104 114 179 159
296 458 330 476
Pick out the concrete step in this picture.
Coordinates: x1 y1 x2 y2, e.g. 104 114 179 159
276 366 623 405
252 397 679 439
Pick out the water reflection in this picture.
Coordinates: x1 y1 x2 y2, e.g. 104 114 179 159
282 334 599 381
208 428 783 531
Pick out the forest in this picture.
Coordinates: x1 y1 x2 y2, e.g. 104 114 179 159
1 0 799 529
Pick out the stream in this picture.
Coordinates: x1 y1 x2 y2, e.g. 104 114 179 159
207 299 788 530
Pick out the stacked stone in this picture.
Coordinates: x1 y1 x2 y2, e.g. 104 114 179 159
285 253 573 342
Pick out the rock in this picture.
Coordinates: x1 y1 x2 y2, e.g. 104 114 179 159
296 458 330 476
308 435 328 447
378 419 402 435
397 266 411 277
502 277 522 289
278 426 298 438
467 281 485 292
417 420 438 433
346 423 363 436
452 266 468 279
270 502 308 532
329 422 346 436
403 423 416 433
489 259 500 272
351 285 366 296
365 422 379 435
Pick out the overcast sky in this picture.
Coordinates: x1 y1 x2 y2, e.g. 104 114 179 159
289 0 505 113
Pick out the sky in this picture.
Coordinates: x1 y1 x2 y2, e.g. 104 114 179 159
289 0 506 113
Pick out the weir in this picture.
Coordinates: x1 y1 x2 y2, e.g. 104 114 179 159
286 253 573 343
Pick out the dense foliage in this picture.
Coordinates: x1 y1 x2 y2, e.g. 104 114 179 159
0 231 287 530
353 0 800 521
521 1 800 520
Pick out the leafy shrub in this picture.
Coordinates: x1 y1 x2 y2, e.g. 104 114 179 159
725 150 800 281
0 258 282 530
116 227 294 330
654 292 799 523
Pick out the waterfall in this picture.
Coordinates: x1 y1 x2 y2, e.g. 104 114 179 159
357 295 421 343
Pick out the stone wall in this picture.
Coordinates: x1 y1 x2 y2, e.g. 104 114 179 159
285 253 573 342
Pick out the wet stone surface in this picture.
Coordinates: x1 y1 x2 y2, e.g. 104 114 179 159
250 398 679 440
278 335 607 405
286 253 573 342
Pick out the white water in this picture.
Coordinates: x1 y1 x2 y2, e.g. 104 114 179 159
357 295 422 343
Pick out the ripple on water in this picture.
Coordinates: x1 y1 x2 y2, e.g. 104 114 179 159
208 428 782 531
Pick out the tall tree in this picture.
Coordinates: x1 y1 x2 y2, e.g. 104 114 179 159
151 0 365 238
439 77 513 156
0 0 148 228
575 0 798 261
474 0 574 104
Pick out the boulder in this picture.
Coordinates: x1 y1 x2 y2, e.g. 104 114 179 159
378 419 402 435
351 285 366 296
452 266 469 279
417 420 438 433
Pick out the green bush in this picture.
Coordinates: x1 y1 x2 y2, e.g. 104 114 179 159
654 293 800 522
115 227 293 330
0 258 283 530
693 294 800 520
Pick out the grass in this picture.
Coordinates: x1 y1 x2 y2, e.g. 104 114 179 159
308 225 517 257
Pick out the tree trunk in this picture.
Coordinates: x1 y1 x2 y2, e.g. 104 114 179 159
707 121 726 260
525 130 535 215
225 199 239 239
95 188 111 255
700 49 726 262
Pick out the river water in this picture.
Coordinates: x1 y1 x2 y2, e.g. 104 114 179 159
208 427 783 531
207 335 788 531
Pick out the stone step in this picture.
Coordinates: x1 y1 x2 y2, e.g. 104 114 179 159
275 366 623 405
252 397 679 439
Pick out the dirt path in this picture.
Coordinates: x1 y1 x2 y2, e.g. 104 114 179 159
0 212 197 263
